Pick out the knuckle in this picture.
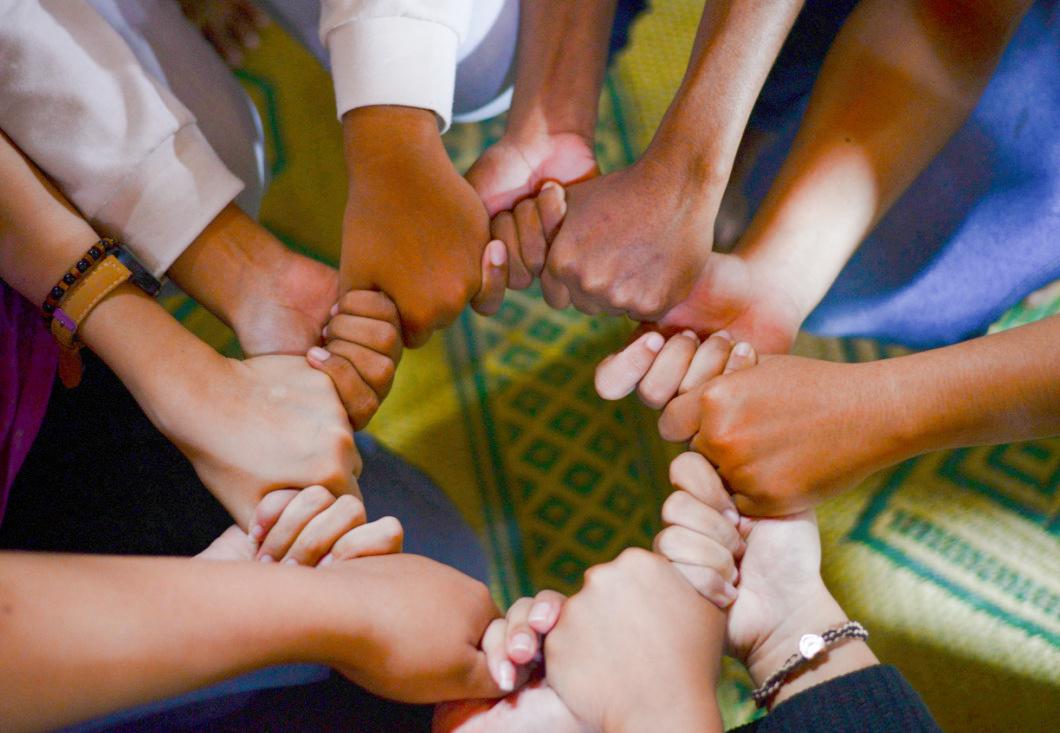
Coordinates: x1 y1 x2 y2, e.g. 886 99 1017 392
334 494 367 524
303 484 334 507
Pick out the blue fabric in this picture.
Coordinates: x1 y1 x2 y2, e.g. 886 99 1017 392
744 0 1060 348
67 434 488 732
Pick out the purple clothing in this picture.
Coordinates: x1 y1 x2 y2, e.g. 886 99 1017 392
0 280 57 523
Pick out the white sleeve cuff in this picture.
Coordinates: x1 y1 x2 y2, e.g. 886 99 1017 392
325 15 459 131
89 124 244 279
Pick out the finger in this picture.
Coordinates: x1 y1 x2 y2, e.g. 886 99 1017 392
653 525 737 583
660 490 744 559
513 199 547 277
638 331 700 409
658 385 704 442
257 485 336 562
503 597 538 665
526 589 566 635
671 562 739 609
679 331 735 393
540 268 572 310
237 0 271 30
306 347 379 431
668 452 740 524
536 182 567 243
230 12 261 50
491 212 532 289
471 239 509 316
322 516 404 563
282 494 368 566
319 339 395 401
324 314 401 364
336 290 401 329
481 618 516 692
594 330 666 400
723 341 758 374
248 489 300 545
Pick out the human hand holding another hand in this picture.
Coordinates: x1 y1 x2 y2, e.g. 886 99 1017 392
341 107 489 347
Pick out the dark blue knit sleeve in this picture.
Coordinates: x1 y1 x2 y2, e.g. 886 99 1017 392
728 665 941 733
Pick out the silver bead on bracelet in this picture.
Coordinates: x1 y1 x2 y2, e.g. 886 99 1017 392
751 621 869 707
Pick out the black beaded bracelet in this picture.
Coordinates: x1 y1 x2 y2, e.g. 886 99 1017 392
751 621 869 707
41 238 119 327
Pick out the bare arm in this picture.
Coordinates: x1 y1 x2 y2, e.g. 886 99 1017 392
0 554 319 732
737 0 1033 322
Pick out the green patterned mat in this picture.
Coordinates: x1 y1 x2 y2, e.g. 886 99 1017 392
168 14 1060 731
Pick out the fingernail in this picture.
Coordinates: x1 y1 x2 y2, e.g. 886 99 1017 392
249 523 264 542
541 181 565 200
330 303 339 317
307 346 330 362
733 342 752 357
259 554 274 564
319 553 334 567
645 332 665 353
681 330 699 341
489 240 506 267
715 330 732 341
510 633 534 657
498 660 515 692
723 508 740 526
528 602 552 625
322 325 329 338
283 558 298 566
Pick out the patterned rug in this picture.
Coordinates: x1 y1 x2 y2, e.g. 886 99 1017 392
169 9 1060 731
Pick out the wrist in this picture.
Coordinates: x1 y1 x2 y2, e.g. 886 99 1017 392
343 106 447 172
745 584 877 709
610 692 717 733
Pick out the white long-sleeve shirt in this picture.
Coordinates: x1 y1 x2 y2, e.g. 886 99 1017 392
319 0 473 130
0 0 242 278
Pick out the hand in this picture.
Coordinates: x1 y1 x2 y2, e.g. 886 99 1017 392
318 554 503 704
653 453 820 661
595 328 756 407
655 452 746 609
541 157 715 320
654 252 802 355
545 548 724 732
342 107 489 347
433 677 589 733
177 0 269 66
234 251 339 358
161 354 360 528
466 132 595 304
249 486 402 565
479 589 566 692
306 290 402 430
659 355 905 515
196 486 402 565
470 186 567 316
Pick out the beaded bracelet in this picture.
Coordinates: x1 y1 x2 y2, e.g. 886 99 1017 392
751 621 869 707
40 238 120 327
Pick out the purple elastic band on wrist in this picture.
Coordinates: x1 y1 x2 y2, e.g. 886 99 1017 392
52 307 77 334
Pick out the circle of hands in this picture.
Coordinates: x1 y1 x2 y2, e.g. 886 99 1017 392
197 114 851 732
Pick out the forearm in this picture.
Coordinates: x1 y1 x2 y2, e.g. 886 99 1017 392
885 316 1060 456
0 553 324 732
738 0 1031 320
646 0 803 193
503 0 618 143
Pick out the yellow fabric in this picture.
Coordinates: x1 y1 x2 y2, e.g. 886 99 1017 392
169 11 1059 730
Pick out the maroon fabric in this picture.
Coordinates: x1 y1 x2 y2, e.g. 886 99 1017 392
0 280 57 523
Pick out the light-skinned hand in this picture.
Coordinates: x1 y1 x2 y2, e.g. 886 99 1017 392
306 289 403 430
